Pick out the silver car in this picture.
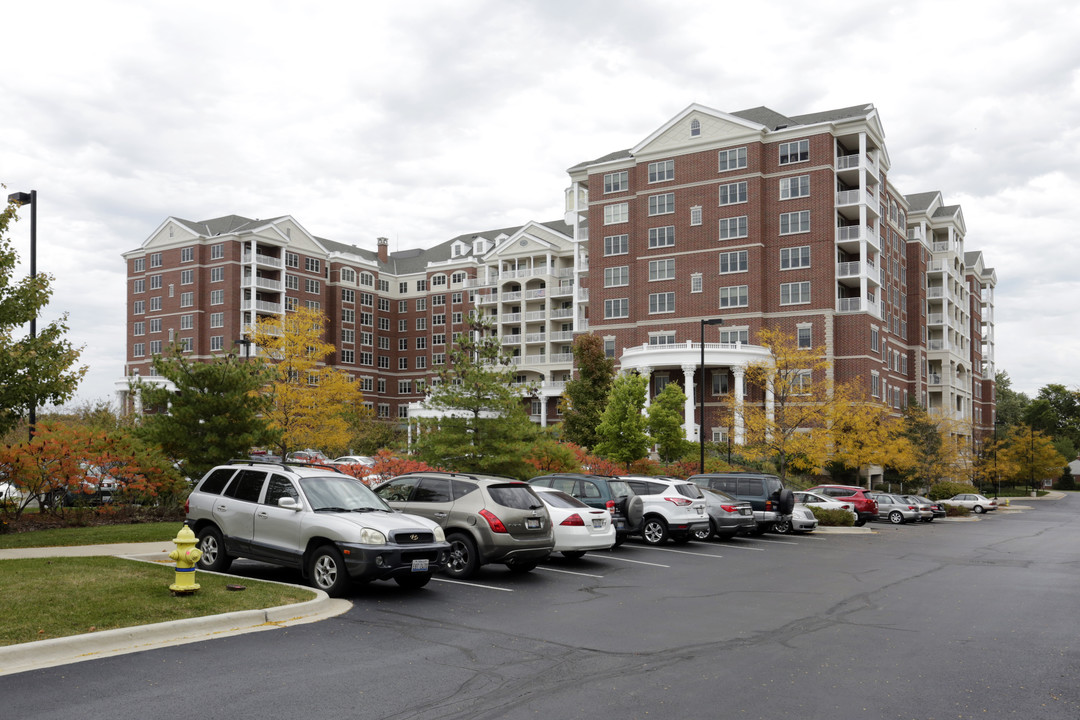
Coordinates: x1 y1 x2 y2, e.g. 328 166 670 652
186 461 450 596
692 486 756 540
870 493 922 524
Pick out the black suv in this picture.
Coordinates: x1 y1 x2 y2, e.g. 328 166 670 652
528 474 644 545
688 472 793 535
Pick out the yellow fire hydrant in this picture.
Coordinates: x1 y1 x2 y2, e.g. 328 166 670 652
168 525 203 594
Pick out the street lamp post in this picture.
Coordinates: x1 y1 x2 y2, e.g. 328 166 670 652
699 318 724 474
993 418 1005 499
236 337 252 360
7 190 36 442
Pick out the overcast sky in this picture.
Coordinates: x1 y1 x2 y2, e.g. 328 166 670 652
3 0 1078 406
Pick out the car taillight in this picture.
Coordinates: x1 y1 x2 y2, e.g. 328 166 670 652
664 496 692 506
719 505 739 513
184 498 189 514
478 508 508 533
560 513 585 527
765 500 773 511
606 500 616 514
842 504 851 510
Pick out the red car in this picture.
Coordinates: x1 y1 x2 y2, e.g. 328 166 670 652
806 485 879 526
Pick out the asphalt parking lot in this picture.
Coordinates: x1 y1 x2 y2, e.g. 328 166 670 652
5 501 1079 720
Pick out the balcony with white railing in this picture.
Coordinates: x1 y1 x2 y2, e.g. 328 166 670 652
503 335 522 345
242 299 283 314
907 227 925 243
466 273 499 288
499 312 522 323
837 260 862 278
928 339 949 351
928 313 945 326
550 331 574 342
242 276 283 292
928 373 944 385
551 285 574 297
525 332 547 343
476 293 497 304
525 288 547 300
551 308 574 319
525 310 547 321
555 267 576 279
243 252 283 269
578 288 589 301
501 291 522 302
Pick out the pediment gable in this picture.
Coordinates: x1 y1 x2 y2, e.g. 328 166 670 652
631 104 767 158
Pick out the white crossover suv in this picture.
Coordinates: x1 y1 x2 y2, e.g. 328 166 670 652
621 476 710 545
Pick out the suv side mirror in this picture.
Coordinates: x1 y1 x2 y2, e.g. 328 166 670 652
278 497 303 511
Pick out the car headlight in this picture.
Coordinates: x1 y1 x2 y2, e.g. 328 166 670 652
432 526 445 543
358 528 387 545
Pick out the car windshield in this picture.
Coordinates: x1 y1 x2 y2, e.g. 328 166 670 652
299 475 392 512
538 490 588 509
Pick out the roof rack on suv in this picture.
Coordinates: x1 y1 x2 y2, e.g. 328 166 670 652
388 470 521 482
225 458 347 474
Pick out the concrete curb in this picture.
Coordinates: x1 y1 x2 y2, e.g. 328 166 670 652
0 544 352 677
811 525 874 534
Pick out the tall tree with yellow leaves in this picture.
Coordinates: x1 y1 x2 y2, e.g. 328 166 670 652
828 389 916 488
249 306 363 458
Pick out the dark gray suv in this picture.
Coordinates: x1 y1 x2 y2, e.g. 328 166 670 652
688 472 794 535
373 472 554 579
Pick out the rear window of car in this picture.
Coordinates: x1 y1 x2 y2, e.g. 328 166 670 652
675 484 703 499
539 490 587 509
198 468 237 495
700 486 737 502
488 484 542 510
607 480 633 498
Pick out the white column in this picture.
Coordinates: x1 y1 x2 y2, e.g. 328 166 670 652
539 374 548 427
682 363 697 441
765 377 775 441
733 367 746 445
640 366 653 410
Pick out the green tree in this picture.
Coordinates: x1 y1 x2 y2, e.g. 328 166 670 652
560 334 615 450
250 305 363 457
594 373 650 465
646 382 692 462
413 312 539 479
134 346 280 479
1029 383 1080 449
994 371 1029 428
0 193 86 436
900 402 964 485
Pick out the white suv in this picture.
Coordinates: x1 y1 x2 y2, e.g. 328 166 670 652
622 476 709 545
185 461 450 596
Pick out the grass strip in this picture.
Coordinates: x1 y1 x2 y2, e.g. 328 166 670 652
0 556 315 646
0 522 183 549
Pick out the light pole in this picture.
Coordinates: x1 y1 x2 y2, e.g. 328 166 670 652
236 337 252 361
993 418 1005 498
1029 424 1035 494
699 318 724 473
7 190 36 442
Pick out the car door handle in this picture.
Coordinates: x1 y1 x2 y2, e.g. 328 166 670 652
256 511 268 518
433 512 447 518
216 504 227 511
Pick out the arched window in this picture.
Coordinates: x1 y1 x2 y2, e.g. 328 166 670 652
690 119 701 137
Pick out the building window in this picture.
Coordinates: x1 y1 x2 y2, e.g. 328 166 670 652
649 332 677 346
648 160 674 183
305 279 320 294
433 314 446 326
604 203 629 225
180 337 192 353
417 279 428 292
712 372 730 395
604 234 629 256
305 301 320 311
718 181 747 206
398 357 408 370
779 139 809 165
133 321 145 336
359 351 373 366
133 343 145 357
398 380 412 395
342 289 355 303
416 298 427 312
150 340 162 355
779 211 810 235
452 312 463 324
150 275 162 290
416 318 427 331
779 175 810 199
780 281 811 305
648 193 675 216
210 312 224 328
604 338 616 358
718 250 748 274
604 171 628 193
337 349 352 364
150 318 162 333
718 216 748 240
871 327 880 352
133 279 145 294
690 206 702 226
871 372 880 398
780 246 811 269
377 404 390 418
432 294 445 306
433 353 446 365
719 285 748 308
604 298 629 319
285 297 298 311
208 244 224 261
718 147 747 171
133 300 145 315
416 356 427 369
604 266 630 287
648 292 675 314
211 267 224 282
305 258 321 273
789 369 812 394
149 297 162 312
720 329 749 344
415 336 427 350
285 275 299 291
691 273 703 294
210 290 224 305
433 333 446 346
355 311 370 325
797 325 812 349
690 119 701 136
649 226 675 248
180 270 193 285
340 328 355 345
180 314 193 330
209 336 223 351
181 247 194 263
398 337 409 351
133 258 145 273
150 253 162 268
648 259 675 281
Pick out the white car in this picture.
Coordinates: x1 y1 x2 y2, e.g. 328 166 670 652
622 476 710 545
332 455 376 467
532 486 616 559
1 481 21 502
946 493 998 514
792 490 856 516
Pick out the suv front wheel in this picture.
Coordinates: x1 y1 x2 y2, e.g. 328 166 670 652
641 516 669 545
309 545 350 597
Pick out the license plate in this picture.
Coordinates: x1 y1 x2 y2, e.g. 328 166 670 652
526 518 541 529
696 507 703 515
741 508 752 515
592 519 605 529
411 559 429 572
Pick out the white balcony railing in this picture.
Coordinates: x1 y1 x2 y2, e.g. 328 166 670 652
243 252 283 269
525 333 547 343
525 288 546 300
502 291 522 302
525 311 546 321
242 276 283 292
242 299 283 314
551 308 574 319
499 313 522 323
837 261 861 278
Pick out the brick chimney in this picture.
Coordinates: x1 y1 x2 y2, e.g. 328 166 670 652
377 237 389 263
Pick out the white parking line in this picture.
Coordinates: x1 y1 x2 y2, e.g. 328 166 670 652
746 537 799 546
432 577 515 592
536 566 605 578
620 545 724 559
712 542 765 551
599 554 671 568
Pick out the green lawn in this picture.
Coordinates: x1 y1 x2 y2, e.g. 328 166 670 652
0 556 315 646
0 522 182 549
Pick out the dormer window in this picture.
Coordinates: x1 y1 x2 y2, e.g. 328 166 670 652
690 119 701 137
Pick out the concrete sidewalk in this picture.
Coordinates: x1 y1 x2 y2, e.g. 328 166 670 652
0 542 351 677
